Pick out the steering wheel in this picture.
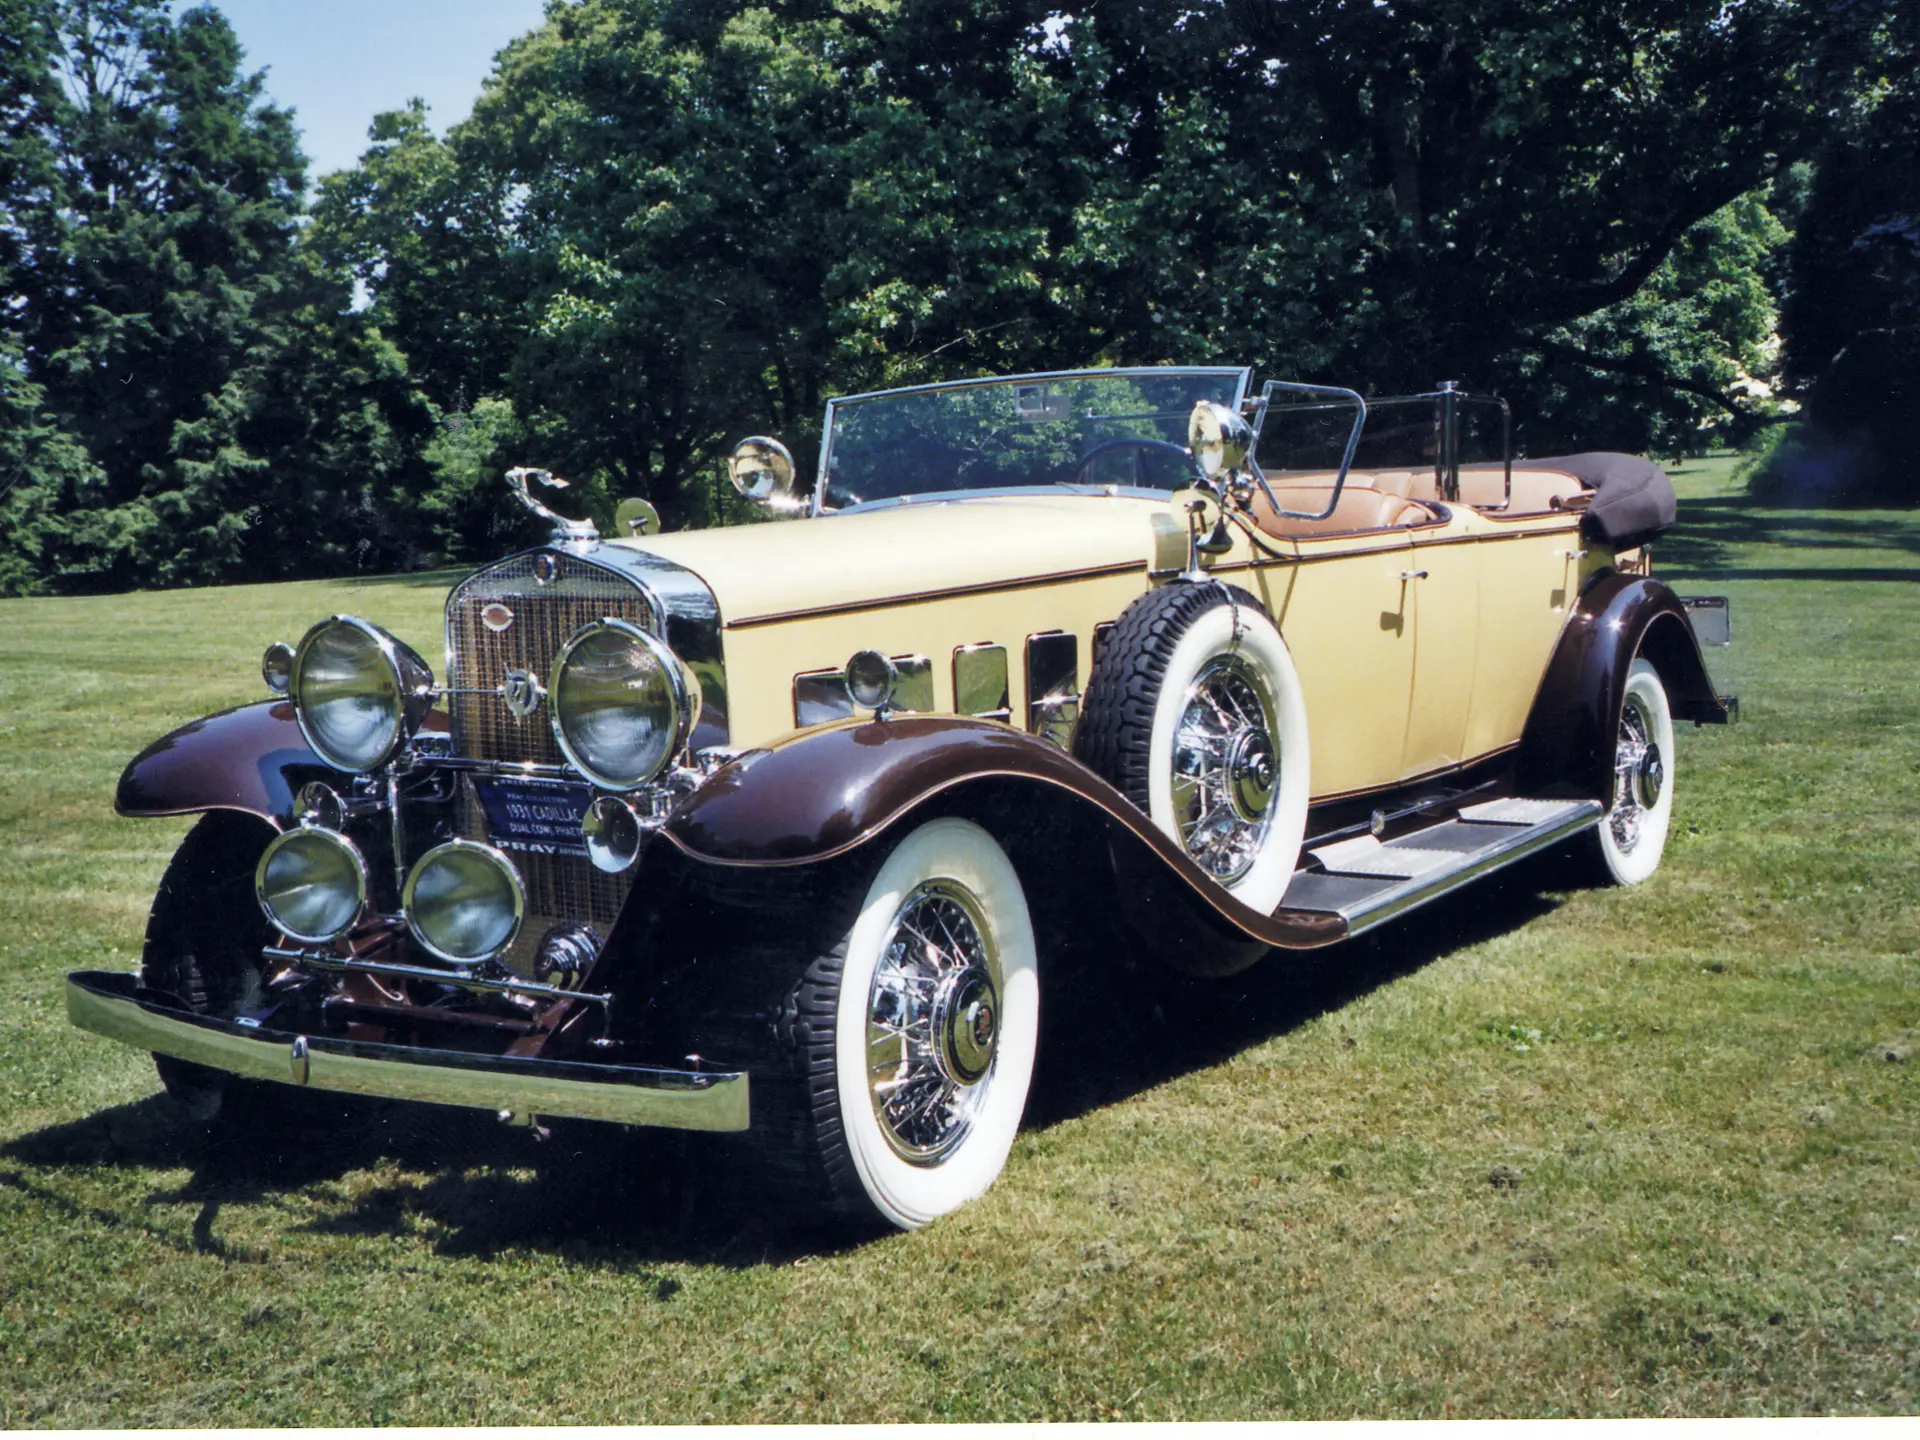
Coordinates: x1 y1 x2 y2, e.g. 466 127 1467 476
1073 437 1199 486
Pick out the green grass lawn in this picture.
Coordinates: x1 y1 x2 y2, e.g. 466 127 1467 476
2 460 1916 1422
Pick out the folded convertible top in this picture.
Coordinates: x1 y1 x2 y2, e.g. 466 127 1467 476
1530 451 1678 551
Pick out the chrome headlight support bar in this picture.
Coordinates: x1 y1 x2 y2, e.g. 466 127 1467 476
265 944 612 1011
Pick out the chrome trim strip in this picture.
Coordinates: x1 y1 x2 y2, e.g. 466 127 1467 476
66 970 748 1132
1336 801 1602 937
427 756 578 780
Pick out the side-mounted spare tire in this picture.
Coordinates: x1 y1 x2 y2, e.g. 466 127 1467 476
1075 581 1311 914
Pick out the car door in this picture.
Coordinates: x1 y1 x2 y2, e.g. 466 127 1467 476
1400 528 1480 778
1251 533 1416 801
1461 521 1585 760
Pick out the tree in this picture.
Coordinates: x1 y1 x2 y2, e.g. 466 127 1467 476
1218 0 1867 395
1527 193 1791 456
776 0 1862 449
1766 5 1920 499
0 1 438 593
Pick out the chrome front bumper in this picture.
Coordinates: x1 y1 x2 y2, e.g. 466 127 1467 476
65 970 749 1132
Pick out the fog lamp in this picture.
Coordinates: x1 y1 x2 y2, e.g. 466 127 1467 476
403 840 525 965
262 641 295 695
255 826 367 944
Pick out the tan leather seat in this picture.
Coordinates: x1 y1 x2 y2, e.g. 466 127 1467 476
1248 485 1434 540
1459 465 1592 514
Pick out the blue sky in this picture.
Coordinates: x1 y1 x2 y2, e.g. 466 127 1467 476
179 0 549 181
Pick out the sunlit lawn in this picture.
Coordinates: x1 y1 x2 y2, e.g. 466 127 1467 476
2 460 1916 1422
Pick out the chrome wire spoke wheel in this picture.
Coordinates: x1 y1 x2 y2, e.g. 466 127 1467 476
1609 692 1661 854
865 880 1002 1164
1170 655 1279 881
1591 657 1676 887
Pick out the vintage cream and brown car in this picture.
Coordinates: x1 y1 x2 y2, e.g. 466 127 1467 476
66 367 1733 1230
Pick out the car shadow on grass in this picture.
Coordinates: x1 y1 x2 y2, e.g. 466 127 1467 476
4 852 1578 1264
2 1081 866 1267
1026 847 1571 1129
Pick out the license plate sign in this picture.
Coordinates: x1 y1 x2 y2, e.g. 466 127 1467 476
473 777 594 858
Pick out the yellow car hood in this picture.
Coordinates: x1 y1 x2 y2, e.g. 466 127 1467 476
614 492 1172 626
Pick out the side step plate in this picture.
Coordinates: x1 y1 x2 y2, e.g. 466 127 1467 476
1280 798 1603 937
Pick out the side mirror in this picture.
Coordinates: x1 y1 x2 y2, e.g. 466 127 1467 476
614 497 661 537
1188 401 1253 484
726 436 806 513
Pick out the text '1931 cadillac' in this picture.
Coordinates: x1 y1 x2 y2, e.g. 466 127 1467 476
66 367 1735 1231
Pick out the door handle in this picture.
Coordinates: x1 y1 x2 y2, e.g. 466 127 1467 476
1400 569 1429 581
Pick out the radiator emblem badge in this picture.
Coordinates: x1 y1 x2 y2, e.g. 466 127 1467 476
502 668 544 719
481 602 514 632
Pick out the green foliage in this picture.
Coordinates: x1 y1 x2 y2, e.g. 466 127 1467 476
0 0 1904 595
0 0 435 595
1524 195 1792 456
1765 6 1920 500
421 396 548 562
0 332 109 596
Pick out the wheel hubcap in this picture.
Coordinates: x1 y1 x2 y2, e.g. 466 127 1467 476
1636 743 1664 809
1171 655 1279 881
1609 695 1657 851
865 881 1000 1163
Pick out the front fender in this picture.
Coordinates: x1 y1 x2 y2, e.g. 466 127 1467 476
659 716 1344 954
116 701 343 826
1517 572 1730 800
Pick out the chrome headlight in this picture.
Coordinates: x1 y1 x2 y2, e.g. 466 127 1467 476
290 616 436 773
549 619 698 790
255 826 367 944
403 840 525 965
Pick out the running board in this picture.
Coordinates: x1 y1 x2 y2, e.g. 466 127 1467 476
1278 798 1604 938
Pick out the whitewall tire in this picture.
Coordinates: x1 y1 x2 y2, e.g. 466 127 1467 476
1077 583 1311 914
828 817 1039 1230
1592 657 1676 885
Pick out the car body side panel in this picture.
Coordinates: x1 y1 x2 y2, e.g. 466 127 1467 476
1402 529 1482 778
716 565 1151 744
1458 518 1590 765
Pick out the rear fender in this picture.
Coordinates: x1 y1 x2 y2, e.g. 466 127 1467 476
1517 573 1730 800
116 700 346 827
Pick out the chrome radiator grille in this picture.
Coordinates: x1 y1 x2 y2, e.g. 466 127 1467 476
447 551 659 766
443 550 660 977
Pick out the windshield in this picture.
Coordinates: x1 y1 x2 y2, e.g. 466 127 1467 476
817 368 1251 510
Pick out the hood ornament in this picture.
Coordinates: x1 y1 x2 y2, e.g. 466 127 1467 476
506 467 599 549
